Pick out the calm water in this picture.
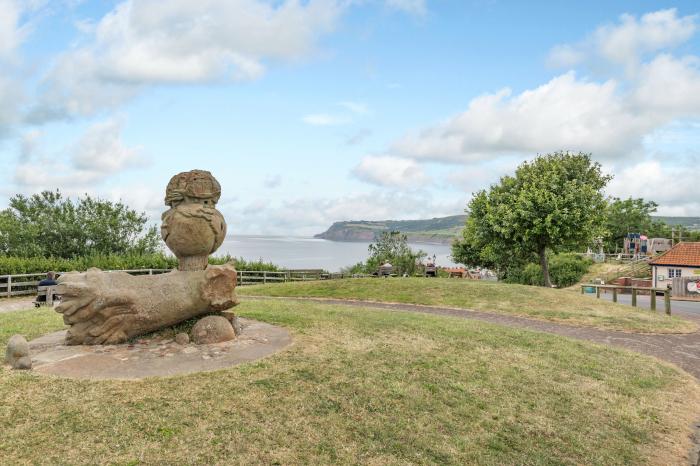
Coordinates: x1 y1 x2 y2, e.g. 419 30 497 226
219 236 457 272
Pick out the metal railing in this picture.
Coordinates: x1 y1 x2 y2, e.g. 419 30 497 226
580 284 672 315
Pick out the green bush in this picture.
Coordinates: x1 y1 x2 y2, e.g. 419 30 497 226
0 254 281 275
505 254 592 288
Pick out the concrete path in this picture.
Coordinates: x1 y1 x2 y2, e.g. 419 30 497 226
0 298 35 313
248 295 700 379
27 318 292 380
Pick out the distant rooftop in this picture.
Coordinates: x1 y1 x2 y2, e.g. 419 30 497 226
649 242 700 267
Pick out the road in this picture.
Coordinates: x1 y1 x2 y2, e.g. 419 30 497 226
588 291 700 315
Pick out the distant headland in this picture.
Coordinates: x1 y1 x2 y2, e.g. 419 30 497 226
314 215 468 245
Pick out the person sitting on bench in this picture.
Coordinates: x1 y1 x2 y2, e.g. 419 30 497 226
36 272 58 303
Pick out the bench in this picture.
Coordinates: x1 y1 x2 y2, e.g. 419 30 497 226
34 285 58 307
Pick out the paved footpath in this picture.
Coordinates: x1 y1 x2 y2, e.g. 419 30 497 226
0 298 35 314
249 295 700 379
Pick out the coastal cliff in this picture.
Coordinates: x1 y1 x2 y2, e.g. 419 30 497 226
314 215 466 245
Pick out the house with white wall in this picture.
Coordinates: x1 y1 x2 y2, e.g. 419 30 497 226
649 242 700 288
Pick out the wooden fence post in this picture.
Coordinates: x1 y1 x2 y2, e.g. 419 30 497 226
596 286 601 299
631 288 637 307
664 290 671 315
651 292 656 311
581 285 584 295
6 276 10 298
263 271 267 284
612 287 617 303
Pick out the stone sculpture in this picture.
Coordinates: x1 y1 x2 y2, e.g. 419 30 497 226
161 170 227 271
191 315 236 344
5 334 31 370
55 170 238 345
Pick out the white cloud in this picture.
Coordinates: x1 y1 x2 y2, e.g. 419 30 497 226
71 118 144 173
548 9 697 72
302 113 349 126
385 0 426 16
107 185 163 219
339 101 368 114
389 46 700 163
0 76 23 138
13 118 144 189
633 54 700 117
0 0 29 59
607 159 700 216
264 174 282 189
224 190 462 236
391 72 656 162
353 155 429 187
31 0 342 120
18 129 41 161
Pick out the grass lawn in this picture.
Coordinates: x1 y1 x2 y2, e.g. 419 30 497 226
238 278 696 334
1 301 699 465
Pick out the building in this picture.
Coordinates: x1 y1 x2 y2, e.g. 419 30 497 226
649 242 700 288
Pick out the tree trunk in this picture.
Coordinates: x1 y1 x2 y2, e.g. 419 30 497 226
539 246 552 288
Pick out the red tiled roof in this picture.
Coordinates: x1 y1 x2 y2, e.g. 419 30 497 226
649 242 700 267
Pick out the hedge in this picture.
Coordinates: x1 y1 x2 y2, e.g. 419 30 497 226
0 254 281 275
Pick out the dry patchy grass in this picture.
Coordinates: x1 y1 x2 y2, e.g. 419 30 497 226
239 278 696 334
0 300 699 465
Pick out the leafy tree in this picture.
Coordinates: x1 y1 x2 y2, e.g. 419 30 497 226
452 152 611 287
603 197 658 251
0 190 160 258
364 231 426 275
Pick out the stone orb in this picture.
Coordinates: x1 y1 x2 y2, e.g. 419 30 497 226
191 316 236 345
5 334 30 370
175 332 190 345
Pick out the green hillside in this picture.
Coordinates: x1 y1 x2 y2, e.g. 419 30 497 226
653 216 700 231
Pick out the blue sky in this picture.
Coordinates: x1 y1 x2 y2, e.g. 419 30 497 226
1 0 700 235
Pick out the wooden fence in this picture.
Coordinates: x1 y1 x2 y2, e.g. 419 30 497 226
0 269 366 298
580 284 672 315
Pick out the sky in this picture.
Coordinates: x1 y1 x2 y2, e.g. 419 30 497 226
1 0 700 236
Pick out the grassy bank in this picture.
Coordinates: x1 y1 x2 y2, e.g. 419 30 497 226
238 278 695 334
1 300 699 464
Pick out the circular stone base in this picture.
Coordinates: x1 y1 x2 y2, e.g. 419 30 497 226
26 318 291 380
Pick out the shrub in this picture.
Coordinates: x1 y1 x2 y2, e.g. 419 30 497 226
505 254 592 288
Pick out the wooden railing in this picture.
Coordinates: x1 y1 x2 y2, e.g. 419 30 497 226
0 268 365 298
580 284 672 315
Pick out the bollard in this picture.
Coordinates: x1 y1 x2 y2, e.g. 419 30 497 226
612 287 617 303
664 290 671 315
631 288 637 307
651 292 656 311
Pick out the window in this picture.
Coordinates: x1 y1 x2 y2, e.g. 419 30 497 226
668 268 682 278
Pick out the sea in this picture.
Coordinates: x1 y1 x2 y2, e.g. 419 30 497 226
219 235 457 272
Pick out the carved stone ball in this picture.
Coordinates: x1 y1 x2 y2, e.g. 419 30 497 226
5 334 30 369
161 203 226 269
191 315 236 345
